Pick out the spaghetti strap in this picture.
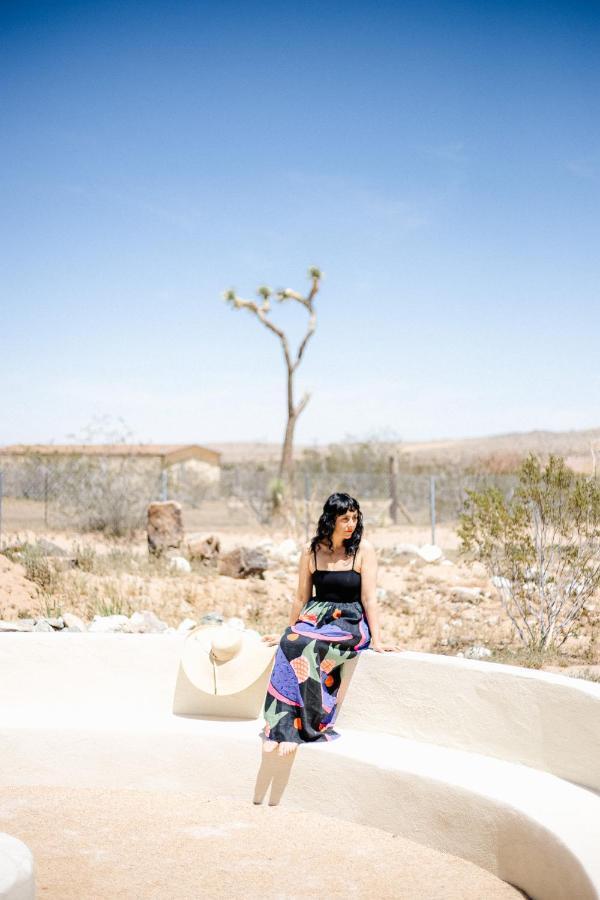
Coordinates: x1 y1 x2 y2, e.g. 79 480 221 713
313 546 318 572
352 546 358 571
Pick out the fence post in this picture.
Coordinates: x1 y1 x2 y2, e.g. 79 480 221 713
44 469 49 527
388 455 398 524
429 475 436 545
161 468 168 501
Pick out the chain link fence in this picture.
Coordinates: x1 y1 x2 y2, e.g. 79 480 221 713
0 458 519 546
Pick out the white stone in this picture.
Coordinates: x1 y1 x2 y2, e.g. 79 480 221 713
89 615 130 633
491 576 511 592
465 645 492 659
450 587 483 603
168 556 192 573
418 544 443 563
391 543 421 558
224 617 245 631
63 612 87 631
126 610 169 634
177 618 197 632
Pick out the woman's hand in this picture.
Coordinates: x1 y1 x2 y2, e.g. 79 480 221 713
370 640 400 653
261 633 281 647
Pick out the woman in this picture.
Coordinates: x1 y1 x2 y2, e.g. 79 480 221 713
260 492 399 757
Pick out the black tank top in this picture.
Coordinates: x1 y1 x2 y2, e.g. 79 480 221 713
312 546 361 604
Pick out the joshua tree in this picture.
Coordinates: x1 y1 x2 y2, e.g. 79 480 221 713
223 267 322 509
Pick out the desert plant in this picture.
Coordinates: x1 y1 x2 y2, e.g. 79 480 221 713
458 453 600 652
223 266 322 515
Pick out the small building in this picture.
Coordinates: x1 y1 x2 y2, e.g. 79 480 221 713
0 443 221 492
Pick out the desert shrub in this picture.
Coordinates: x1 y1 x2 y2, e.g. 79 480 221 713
458 453 600 652
15 544 63 594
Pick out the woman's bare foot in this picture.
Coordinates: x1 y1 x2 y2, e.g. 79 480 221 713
277 741 298 758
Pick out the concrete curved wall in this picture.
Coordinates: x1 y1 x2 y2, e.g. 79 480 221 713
2 634 598 791
1 634 599 899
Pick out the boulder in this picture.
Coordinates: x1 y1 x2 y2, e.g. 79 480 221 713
187 534 221 562
0 619 33 632
147 501 184 557
33 538 67 556
62 612 87 631
218 547 268 579
464 645 492 660
167 556 192 574
449 587 483 604
89 614 130 633
201 612 224 625
125 610 169 634
418 544 444 564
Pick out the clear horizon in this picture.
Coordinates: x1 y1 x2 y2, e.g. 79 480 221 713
2 1 599 448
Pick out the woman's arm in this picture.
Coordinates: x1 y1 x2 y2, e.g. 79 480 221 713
360 540 382 645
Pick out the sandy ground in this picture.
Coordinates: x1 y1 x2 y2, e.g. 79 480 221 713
2 521 598 673
0 786 527 900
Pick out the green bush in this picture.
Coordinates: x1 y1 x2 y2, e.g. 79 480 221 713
458 453 600 652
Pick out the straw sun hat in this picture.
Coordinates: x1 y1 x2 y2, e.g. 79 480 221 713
180 624 277 696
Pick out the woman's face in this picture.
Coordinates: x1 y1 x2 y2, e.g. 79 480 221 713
333 508 359 541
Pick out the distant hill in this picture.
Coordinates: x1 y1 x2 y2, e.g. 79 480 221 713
206 427 600 473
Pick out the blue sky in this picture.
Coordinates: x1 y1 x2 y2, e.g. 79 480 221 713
2 0 599 447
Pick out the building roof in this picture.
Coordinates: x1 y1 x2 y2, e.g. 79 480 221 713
0 444 221 466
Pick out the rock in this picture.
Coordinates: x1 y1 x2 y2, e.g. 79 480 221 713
32 619 54 632
177 618 197 632
33 538 67 556
63 612 87 631
270 539 299 564
441 559 454 567
224 616 245 631
418 544 443 563
187 534 220 562
167 556 192 574
43 616 65 629
449 587 483 604
376 587 388 602
218 547 268 579
491 576 511 592
147 501 184 557
0 619 33 632
464 645 492 659
125 610 169 634
201 612 224 625
255 539 274 551
89 614 130 633
389 543 421 561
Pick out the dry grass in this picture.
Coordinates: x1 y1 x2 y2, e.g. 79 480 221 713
1 524 598 675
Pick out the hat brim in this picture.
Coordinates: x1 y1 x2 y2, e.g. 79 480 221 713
180 625 277 696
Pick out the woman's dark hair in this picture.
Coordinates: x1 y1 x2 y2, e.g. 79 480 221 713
309 492 363 557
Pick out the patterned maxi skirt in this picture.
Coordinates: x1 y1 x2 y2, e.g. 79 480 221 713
261 597 371 744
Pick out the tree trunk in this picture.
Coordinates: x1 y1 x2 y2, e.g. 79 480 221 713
279 367 296 497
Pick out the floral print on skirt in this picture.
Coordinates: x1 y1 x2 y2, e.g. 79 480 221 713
262 573 371 744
